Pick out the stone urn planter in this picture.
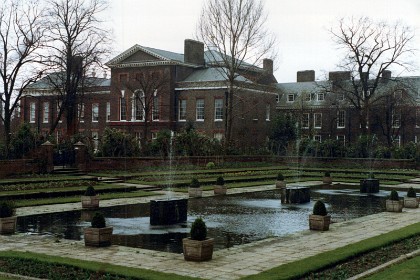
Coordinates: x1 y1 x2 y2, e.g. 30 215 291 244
214 176 227 195
322 172 332 185
81 186 99 209
386 190 403 212
84 212 113 247
404 187 419 208
183 217 214 261
0 201 17 235
275 173 286 188
188 178 202 198
309 200 331 231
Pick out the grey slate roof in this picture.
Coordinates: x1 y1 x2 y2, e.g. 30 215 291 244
182 67 251 83
25 73 110 90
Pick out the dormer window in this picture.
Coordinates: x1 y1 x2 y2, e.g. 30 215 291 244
287 94 295 102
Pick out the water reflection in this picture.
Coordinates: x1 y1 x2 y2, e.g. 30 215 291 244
17 189 386 253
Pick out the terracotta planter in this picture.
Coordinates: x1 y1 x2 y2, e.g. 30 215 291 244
214 185 227 195
182 237 214 261
322 177 332 185
275 180 286 188
309 214 331 231
386 200 403 212
84 226 113 247
81 195 100 209
404 197 419 208
0 216 17 235
188 187 202 198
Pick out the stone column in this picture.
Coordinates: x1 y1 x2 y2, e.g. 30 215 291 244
40 141 54 173
74 141 87 171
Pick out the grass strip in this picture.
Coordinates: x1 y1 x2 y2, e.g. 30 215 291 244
14 190 154 207
364 255 420 280
242 222 420 280
0 251 200 280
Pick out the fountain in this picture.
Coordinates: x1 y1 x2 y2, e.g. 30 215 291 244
150 130 188 225
360 172 379 193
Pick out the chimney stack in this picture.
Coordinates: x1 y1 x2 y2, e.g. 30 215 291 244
382 70 391 80
263 59 273 75
329 71 351 81
297 70 315 82
184 39 205 66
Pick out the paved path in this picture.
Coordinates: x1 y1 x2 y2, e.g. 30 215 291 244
1 181 419 279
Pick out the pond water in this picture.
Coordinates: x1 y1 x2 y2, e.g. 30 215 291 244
17 188 392 253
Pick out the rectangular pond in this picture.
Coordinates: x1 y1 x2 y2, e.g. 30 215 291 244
17 188 391 253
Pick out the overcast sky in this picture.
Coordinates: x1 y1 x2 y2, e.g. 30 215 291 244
106 0 420 83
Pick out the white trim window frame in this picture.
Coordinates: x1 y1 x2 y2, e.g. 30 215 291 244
196 98 204 121
214 98 223 121
302 113 310 129
29 102 36 123
42 102 49 123
337 110 345 128
265 104 270 121
106 102 111 122
152 90 159 121
92 103 99 122
314 112 322 129
287 94 295 103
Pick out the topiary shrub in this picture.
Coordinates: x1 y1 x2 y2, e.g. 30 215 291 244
91 212 106 228
190 178 200 188
324 172 330 177
276 173 284 181
206 162 215 169
313 200 327 216
84 186 96 196
0 201 15 218
190 217 207 241
216 176 224 185
389 190 399 201
407 187 417 198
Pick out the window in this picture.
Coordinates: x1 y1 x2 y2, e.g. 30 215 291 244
179 99 187 121
42 102 49 123
265 104 270 121
57 101 62 123
393 90 403 99
392 135 401 147
314 113 322 128
152 91 159 121
133 92 145 121
317 93 325 101
287 94 295 102
214 99 223 121
151 132 157 140
392 110 401 128
106 102 110 122
92 103 99 122
196 99 204 121
276 94 280 103
314 135 322 142
78 103 84 122
120 97 127 121
337 110 345 128
30 102 36 123
214 133 223 141
337 135 345 146
304 93 311 102
302 113 309 129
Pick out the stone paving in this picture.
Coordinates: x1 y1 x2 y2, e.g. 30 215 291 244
1 182 420 279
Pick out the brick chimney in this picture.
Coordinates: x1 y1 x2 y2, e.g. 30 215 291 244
263 59 273 75
184 39 204 66
328 71 351 81
297 70 315 82
382 70 391 79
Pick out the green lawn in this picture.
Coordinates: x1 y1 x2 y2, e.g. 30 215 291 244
364 255 420 280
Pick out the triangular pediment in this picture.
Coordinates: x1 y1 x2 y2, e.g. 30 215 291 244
120 50 160 64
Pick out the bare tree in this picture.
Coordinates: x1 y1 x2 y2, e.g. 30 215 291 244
44 0 111 138
330 16 416 134
123 69 170 150
196 0 277 147
0 0 45 155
